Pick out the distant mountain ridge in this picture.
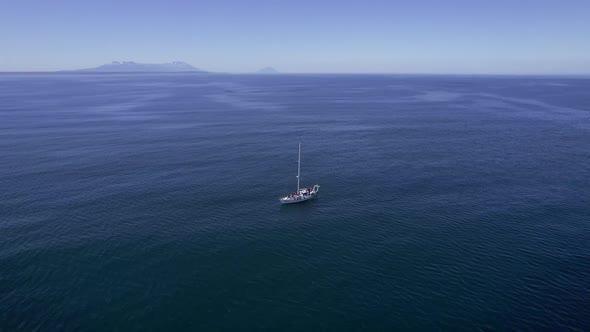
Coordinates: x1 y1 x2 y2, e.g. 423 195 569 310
74 61 206 72
256 67 279 74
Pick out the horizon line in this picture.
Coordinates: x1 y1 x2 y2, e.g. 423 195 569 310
1 71 589 77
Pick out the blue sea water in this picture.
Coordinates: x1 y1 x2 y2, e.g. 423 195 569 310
1 73 589 331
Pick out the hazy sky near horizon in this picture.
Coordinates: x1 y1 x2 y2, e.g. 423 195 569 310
1 0 589 73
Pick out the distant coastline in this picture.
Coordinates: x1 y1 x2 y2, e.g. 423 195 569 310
53 62 287 74
256 67 279 74
66 61 207 73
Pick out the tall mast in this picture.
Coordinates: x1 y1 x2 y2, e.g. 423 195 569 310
297 142 301 192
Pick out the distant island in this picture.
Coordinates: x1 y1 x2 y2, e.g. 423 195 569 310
72 61 206 73
65 62 282 74
256 67 279 74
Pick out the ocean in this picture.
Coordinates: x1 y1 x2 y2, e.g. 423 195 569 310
1 73 589 331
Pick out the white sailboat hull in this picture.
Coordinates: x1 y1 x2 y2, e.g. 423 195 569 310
280 193 317 204
279 185 320 204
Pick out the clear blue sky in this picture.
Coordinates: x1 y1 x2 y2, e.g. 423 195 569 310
1 0 589 73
